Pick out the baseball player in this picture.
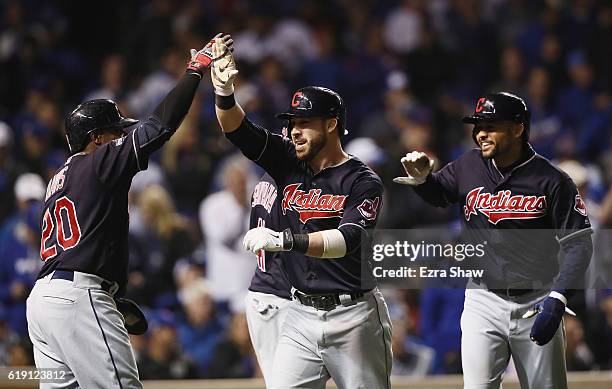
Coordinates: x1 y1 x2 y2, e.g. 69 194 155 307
395 92 593 388
26 34 229 388
245 172 293 385
210 38 392 388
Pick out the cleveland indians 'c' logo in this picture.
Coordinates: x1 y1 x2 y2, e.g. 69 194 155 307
282 183 347 223
475 97 495 114
357 197 380 221
464 187 547 224
291 92 312 110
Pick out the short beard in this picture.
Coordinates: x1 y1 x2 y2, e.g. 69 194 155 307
481 148 496 159
299 133 327 162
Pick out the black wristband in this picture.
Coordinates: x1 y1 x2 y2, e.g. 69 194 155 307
282 228 309 254
292 233 309 254
215 93 236 110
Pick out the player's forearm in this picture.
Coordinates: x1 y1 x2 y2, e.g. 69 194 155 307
413 174 454 207
215 94 245 133
552 232 593 297
152 73 201 131
291 230 347 259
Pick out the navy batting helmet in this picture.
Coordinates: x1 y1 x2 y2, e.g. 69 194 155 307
462 92 531 144
276 86 347 136
65 99 138 154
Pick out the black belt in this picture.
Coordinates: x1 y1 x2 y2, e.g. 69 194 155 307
472 277 539 297
51 270 116 294
293 289 367 311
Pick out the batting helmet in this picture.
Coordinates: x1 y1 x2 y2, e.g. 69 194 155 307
65 99 138 154
276 86 348 136
462 92 531 144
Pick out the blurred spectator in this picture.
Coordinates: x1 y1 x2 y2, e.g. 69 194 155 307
266 16 318 73
138 310 198 379
0 306 20 365
199 155 255 311
492 46 526 97
176 279 224 377
403 23 454 103
127 47 184 118
589 2 612 93
0 173 45 335
206 312 257 379
6 337 34 366
419 287 464 374
85 53 127 101
391 317 435 377
384 0 424 54
128 185 196 306
525 66 562 158
161 93 217 213
254 56 290 124
0 121 26 225
538 34 567 94
556 51 596 130
565 315 594 371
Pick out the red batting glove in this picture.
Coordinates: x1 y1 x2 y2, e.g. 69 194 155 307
186 33 233 78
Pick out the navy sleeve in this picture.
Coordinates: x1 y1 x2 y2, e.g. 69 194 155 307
92 115 178 186
550 176 593 295
338 176 383 254
413 160 459 207
225 118 297 182
92 73 201 187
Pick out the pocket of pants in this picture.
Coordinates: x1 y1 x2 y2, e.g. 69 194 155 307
43 295 76 305
251 297 280 320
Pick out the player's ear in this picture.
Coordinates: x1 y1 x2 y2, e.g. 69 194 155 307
512 123 524 140
91 131 104 146
326 118 338 134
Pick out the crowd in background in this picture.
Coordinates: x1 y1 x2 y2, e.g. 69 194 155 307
2 0 612 379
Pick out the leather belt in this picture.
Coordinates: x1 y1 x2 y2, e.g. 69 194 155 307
52 270 117 294
472 277 540 297
292 289 367 311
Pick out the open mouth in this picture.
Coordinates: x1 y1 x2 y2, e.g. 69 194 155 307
294 139 307 151
480 141 494 151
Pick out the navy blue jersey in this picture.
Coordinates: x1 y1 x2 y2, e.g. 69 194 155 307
414 145 592 288
37 117 163 291
248 174 292 299
226 118 383 293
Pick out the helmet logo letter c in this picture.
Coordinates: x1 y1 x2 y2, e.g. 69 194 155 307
292 92 303 107
475 97 486 113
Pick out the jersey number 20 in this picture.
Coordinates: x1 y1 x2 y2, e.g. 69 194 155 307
40 196 82 261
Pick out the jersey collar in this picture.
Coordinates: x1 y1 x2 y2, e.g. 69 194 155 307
489 143 537 181
308 155 354 177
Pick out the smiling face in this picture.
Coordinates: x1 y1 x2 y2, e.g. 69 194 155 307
473 120 524 161
290 117 336 161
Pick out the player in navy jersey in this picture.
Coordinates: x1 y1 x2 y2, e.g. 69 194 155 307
395 92 593 389
209 38 392 388
244 173 292 386
26 34 230 388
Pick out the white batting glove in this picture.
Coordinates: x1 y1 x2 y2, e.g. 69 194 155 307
393 151 435 186
211 37 238 96
243 227 287 255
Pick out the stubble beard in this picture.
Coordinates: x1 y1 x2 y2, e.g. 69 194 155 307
298 134 327 162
